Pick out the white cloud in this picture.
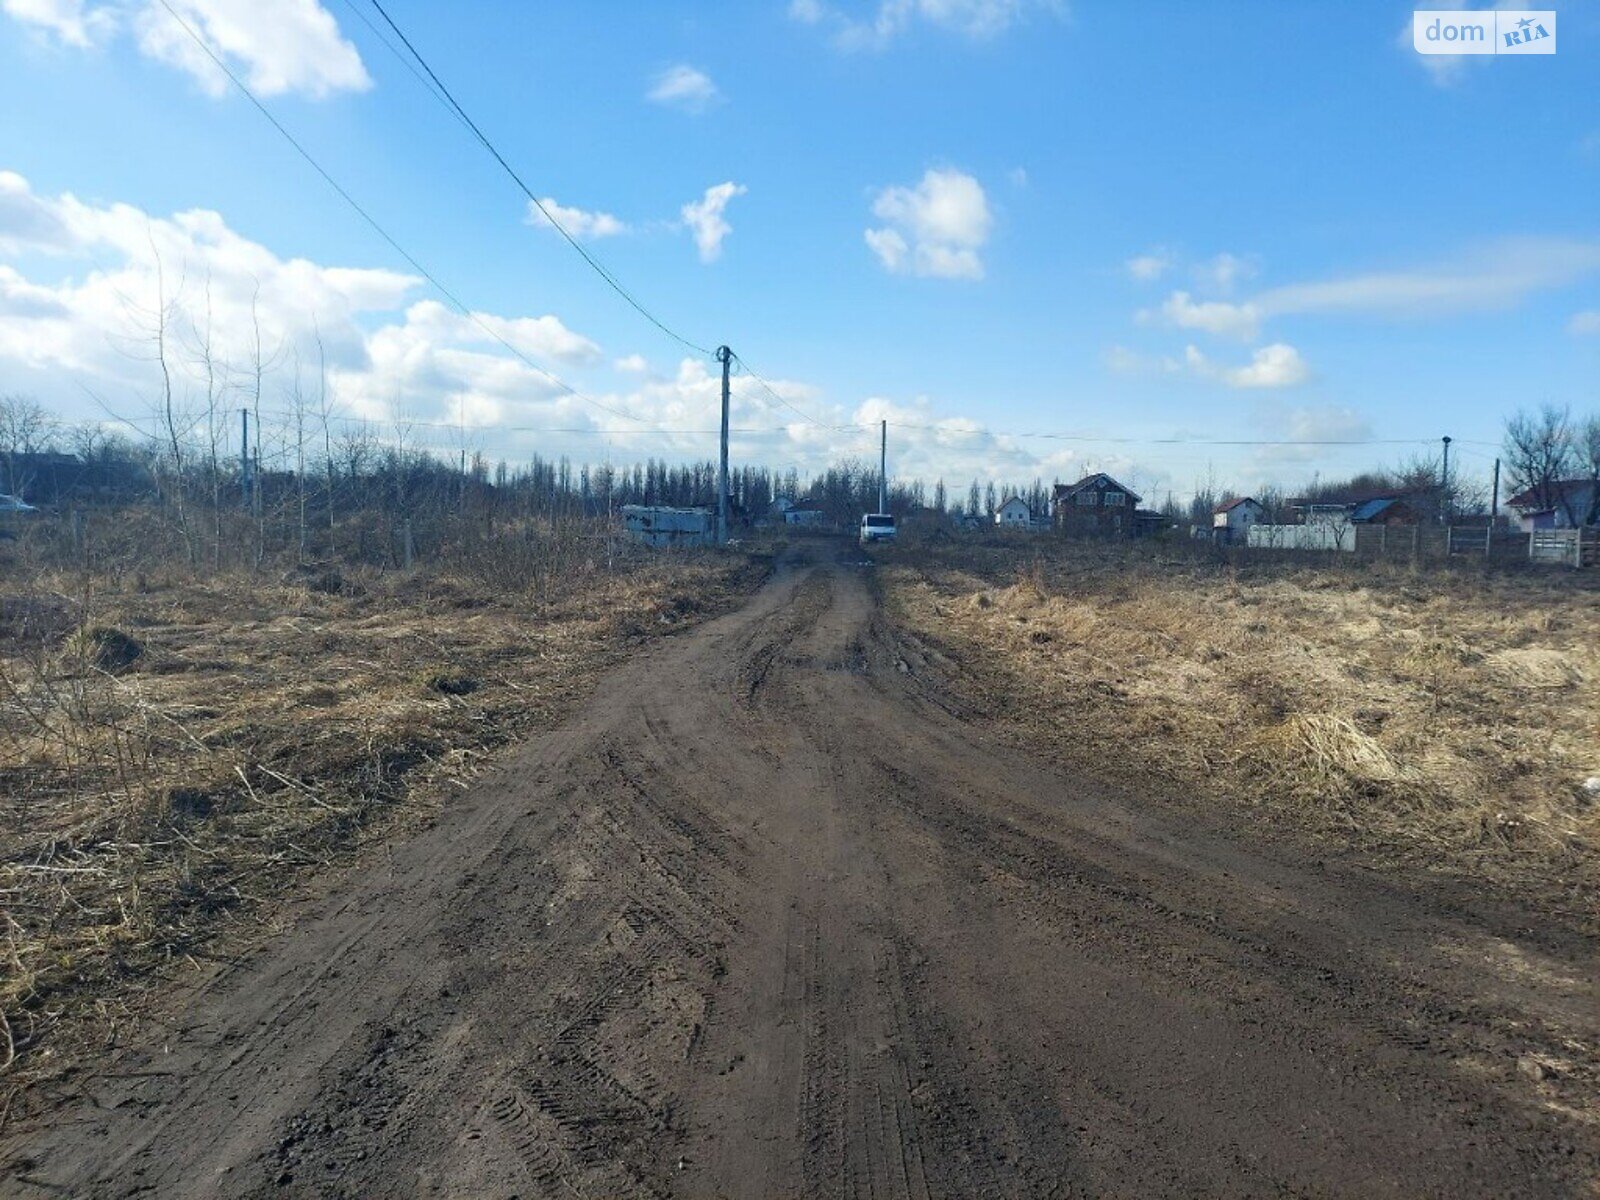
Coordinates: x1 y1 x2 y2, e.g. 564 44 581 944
1396 12 1504 88
1254 238 1600 320
0 170 610 445
449 305 600 365
0 265 70 318
863 227 909 273
525 197 628 241
1102 344 1146 374
1275 402 1369 441
2 0 115 46
0 169 78 252
4 0 369 97
1180 343 1309 389
847 393 1092 485
0 174 1376 501
1415 49 1473 87
3 0 371 97
1125 249 1171 282
1126 248 1253 291
647 64 720 113
133 0 370 98
1247 402 1375 467
794 0 1064 50
681 181 745 263
866 168 991 281
1149 290 1261 340
1194 251 1255 295
1008 166 1028 188
1569 311 1600 336
1139 238 1600 353
0 172 1175 490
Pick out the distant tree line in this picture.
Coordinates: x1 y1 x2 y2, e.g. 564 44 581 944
4 386 1596 572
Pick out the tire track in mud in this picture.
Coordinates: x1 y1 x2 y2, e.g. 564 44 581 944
5 552 1597 1199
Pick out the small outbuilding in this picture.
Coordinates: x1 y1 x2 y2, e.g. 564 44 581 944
1506 480 1599 531
1348 495 1422 526
621 505 716 547
1212 496 1265 544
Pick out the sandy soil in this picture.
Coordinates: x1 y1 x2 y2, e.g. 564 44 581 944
4 547 1596 1197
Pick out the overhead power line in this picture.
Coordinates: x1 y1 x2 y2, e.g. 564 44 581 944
152 0 646 429
363 0 714 359
106 406 806 439
729 353 840 429
102 395 1448 451
358 1 847 432
341 4 1011 442
336 0 464 122
876 421 1442 447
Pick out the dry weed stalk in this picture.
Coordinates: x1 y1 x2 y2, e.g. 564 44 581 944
0 537 767 1102
880 538 1600 891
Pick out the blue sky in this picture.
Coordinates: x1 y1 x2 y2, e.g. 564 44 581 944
1 0 1596 500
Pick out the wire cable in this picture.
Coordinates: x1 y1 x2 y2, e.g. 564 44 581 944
364 0 715 359
879 422 1442 447
336 0 463 122
152 0 647 428
728 353 848 429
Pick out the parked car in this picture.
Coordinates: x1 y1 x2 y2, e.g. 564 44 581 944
859 512 896 544
0 494 38 513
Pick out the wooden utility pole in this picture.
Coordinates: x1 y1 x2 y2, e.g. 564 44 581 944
879 419 888 514
1491 456 1501 519
1440 434 1452 523
716 346 732 544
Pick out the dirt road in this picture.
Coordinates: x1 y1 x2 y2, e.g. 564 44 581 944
6 555 1597 1198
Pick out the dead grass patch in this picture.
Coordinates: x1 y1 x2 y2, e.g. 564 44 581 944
878 539 1600 897
0 545 766 1108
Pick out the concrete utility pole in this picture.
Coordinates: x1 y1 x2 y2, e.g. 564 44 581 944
1492 456 1501 520
879 419 887 514
716 345 732 544
240 408 251 509
1440 435 1452 523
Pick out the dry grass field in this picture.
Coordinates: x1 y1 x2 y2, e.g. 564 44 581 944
878 535 1600 911
0 532 766 1112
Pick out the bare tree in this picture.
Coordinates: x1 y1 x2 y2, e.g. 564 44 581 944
314 320 337 552
289 349 309 563
117 240 196 565
245 285 282 565
189 276 230 570
1503 404 1577 524
0 394 54 497
336 419 376 485
65 420 108 465
1577 414 1600 527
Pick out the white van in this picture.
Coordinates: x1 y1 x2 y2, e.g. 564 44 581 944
859 513 897 544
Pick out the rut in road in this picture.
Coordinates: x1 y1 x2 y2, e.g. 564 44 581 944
5 555 1598 1198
